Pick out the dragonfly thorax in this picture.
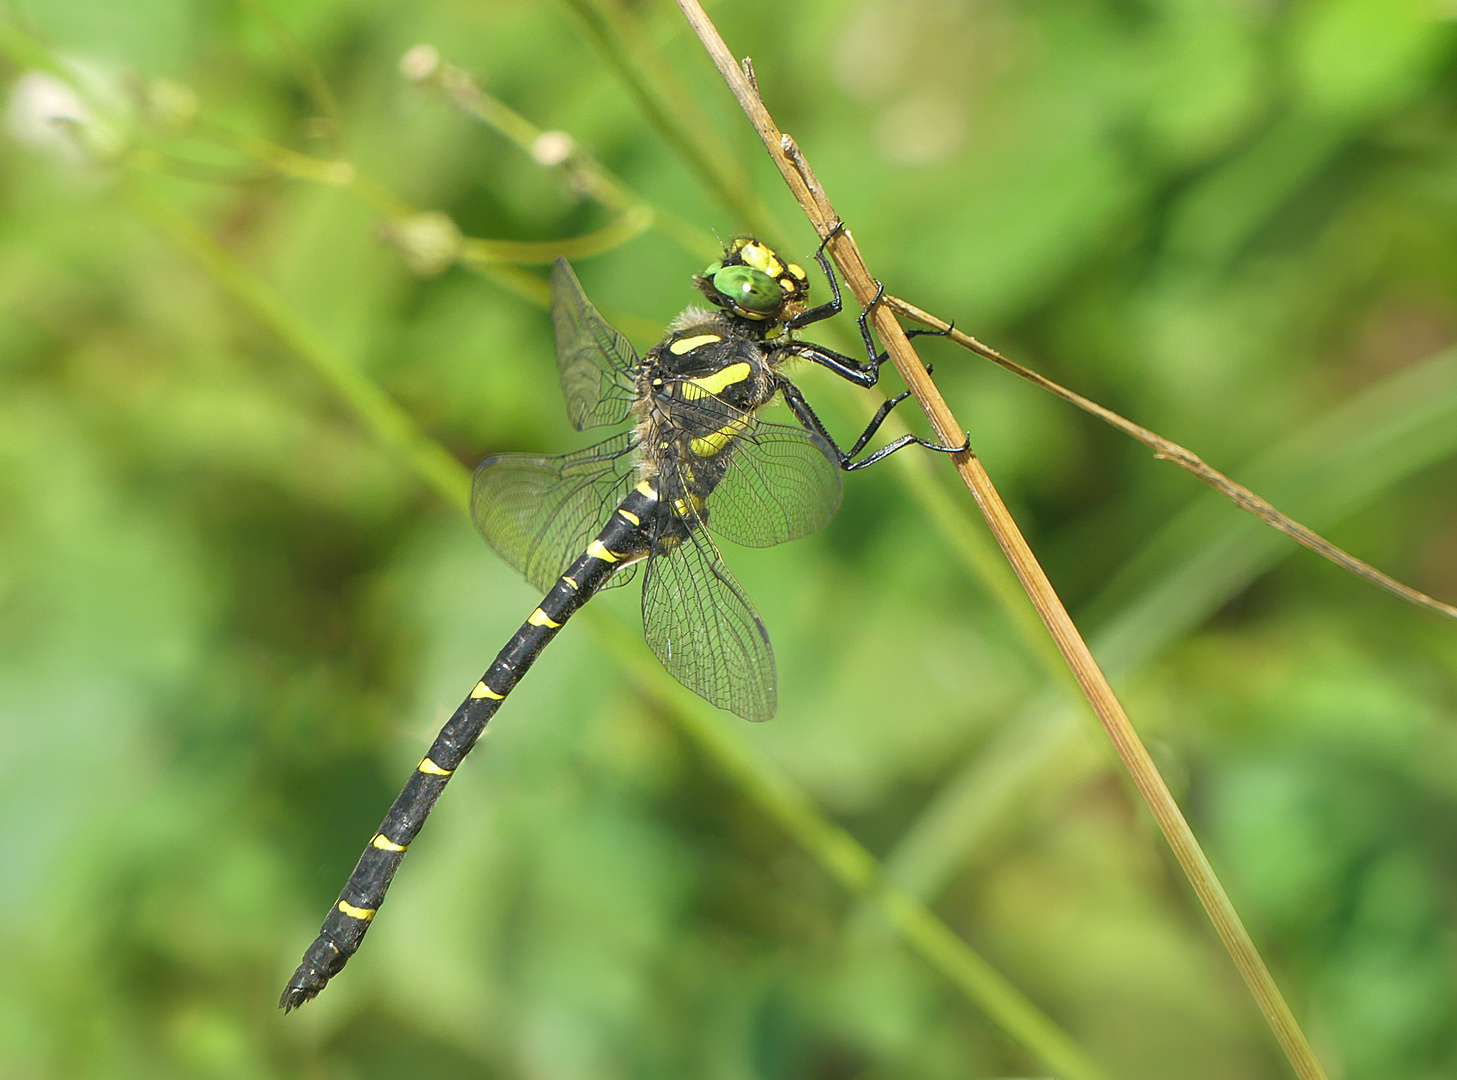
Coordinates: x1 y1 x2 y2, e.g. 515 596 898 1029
636 312 776 487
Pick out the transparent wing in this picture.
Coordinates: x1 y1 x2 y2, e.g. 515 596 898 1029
552 258 639 431
642 525 775 723
701 418 842 548
471 432 639 592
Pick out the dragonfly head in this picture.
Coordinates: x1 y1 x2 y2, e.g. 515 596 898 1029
694 237 810 324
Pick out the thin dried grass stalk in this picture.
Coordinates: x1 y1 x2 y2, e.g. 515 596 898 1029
673 2 1332 1077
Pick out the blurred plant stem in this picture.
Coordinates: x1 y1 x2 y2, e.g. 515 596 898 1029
410 49 718 260
182 119 663 337
124 177 472 516
233 0 342 151
119 172 1113 1080
0 21 70 79
557 0 777 240
592 603 1114 1080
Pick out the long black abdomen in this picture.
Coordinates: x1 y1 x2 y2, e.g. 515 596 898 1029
280 480 659 1010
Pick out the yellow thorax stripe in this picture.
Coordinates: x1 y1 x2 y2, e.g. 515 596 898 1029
672 493 706 518
681 361 751 401
690 415 753 457
669 333 721 355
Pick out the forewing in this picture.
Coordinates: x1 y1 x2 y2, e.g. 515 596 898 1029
704 418 842 548
552 258 639 431
471 433 639 592
642 526 776 722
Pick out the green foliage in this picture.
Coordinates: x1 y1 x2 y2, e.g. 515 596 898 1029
1 0 1454 1077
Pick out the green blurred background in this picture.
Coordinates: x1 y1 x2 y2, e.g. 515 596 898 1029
3 0 1457 1077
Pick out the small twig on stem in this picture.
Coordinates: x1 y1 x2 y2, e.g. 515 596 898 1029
885 295 1457 622
672 2 1331 1078
740 56 759 96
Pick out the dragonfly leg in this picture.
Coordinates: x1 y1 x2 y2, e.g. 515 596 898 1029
785 220 955 387
790 221 884 370
779 378 968 472
785 226 846 333
784 340 881 387
854 279 887 369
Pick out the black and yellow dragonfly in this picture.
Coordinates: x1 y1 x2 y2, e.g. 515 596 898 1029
280 235 964 1009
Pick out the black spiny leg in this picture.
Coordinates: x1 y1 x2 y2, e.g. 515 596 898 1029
780 226 885 388
785 224 848 333
791 222 886 373
852 282 953 376
782 225 950 389
855 278 886 372
774 223 968 466
778 377 969 472
782 340 882 388
780 324 950 392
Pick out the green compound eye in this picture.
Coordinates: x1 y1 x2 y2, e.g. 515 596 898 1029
712 265 781 315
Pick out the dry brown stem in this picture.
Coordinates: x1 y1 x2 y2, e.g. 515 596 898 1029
886 295 1457 621
673 1 1332 1077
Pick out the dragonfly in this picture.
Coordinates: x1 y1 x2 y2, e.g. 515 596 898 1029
280 234 966 1010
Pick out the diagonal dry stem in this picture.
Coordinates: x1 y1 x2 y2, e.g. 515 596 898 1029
885 295 1457 622
672 1 1331 1078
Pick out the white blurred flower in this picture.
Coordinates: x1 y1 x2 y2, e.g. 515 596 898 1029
379 211 463 277
7 67 126 167
531 130 574 168
400 44 441 83
8 72 88 160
